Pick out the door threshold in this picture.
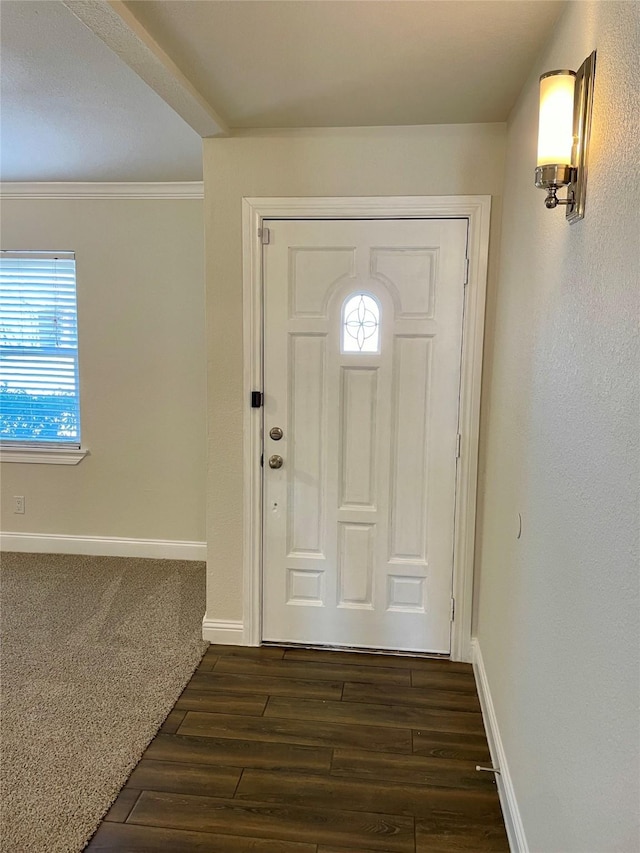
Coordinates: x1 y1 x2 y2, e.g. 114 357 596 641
261 640 452 661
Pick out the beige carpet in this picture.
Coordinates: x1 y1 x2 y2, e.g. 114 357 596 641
0 552 207 853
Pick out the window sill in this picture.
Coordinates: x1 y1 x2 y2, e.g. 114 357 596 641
0 446 89 465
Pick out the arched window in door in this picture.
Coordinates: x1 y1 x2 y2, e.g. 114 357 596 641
342 293 380 353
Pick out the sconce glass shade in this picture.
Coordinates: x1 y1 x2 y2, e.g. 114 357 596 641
537 70 576 167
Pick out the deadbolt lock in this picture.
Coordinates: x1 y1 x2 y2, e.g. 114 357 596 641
269 426 284 441
268 454 284 469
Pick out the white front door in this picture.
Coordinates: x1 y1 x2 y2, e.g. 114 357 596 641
262 218 467 654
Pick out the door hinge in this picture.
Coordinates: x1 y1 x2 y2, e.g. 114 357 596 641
464 256 469 286
450 597 456 621
455 433 462 459
259 226 271 245
251 390 263 408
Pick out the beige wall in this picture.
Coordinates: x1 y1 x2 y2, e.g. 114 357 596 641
203 123 506 621
1 198 206 543
475 2 640 851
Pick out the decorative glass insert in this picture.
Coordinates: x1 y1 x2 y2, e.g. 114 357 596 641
342 293 380 353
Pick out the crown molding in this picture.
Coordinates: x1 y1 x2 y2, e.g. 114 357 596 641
0 182 204 199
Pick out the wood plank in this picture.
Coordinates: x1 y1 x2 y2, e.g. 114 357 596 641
331 748 496 793
190 669 344 700
204 644 285 661
411 668 475 689
412 730 491 763
177 711 412 753
86 822 316 852
415 800 505 831
318 848 384 853
195 654 218 673
416 811 509 852
235 769 501 820
284 647 473 674
406 670 478 694
159 709 187 734
102 788 140 823
174 687 268 715
145 733 332 773
214 656 411 685
265 696 485 735
125 758 240 798
127 790 415 852
343 680 481 712
415 828 510 852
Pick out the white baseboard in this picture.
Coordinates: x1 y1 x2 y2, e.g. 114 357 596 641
471 638 528 853
0 531 206 561
202 616 245 644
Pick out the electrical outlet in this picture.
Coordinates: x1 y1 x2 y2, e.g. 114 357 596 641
13 495 25 514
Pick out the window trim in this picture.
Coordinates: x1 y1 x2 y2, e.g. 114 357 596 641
0 445 89 465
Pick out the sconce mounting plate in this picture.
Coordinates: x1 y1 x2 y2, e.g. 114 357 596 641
566 50 596 223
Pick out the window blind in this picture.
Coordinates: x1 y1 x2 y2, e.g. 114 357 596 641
0 251 81 446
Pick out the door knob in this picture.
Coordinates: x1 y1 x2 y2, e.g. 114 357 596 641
269 426 284 440
268 454 284 469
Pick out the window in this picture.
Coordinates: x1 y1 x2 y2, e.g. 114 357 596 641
342 292 380 353
0 252 82 453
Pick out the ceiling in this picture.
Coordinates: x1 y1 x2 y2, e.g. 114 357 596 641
0 0 566 183
126 0 564 128
0 1 203 182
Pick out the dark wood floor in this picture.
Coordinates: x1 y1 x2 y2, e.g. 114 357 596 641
86 645 509 852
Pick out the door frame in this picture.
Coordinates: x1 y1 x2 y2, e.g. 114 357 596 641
241 196 491 662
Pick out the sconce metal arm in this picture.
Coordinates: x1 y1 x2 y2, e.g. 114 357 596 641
535 164 577 211
543 186 575 209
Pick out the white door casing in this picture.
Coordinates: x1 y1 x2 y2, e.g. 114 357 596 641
240 196 491 662
263 218 467 654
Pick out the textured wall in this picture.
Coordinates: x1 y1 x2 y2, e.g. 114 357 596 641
475 2 640 850
203 123 506 622
1 198 207 542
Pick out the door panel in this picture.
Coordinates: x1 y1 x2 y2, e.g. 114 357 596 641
263 218 467 653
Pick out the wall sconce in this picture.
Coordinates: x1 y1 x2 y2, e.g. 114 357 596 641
535 51 596 222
